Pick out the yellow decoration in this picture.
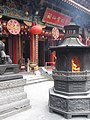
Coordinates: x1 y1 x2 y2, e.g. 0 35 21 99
0 15 2 18
37 24 46 28
23 21 32 26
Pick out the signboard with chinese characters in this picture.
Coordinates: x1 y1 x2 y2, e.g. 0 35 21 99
42 8 71 27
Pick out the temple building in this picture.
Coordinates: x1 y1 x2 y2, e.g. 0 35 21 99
0 0 90 68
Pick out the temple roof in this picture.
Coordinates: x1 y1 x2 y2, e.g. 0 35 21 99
49 31 90 50
59 37 85 47
49 37 86 50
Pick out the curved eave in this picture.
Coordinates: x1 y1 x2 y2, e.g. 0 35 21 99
64 25 80 29
49 45 90 51
49 37 90 51
61 37 85 46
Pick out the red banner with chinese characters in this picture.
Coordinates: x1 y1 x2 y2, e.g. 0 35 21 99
42 8 71 27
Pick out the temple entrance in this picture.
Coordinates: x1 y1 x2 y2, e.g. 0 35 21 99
38 40 45 66
21 35 30 63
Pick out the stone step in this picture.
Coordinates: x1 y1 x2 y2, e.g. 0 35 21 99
0 99 30 113
0 101 30 120
26 77 49 85
25 76 46 80
19 72 53 85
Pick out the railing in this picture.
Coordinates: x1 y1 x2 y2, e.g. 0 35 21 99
52 69 90 81
18 58 26 71
52 69 90 76
45 62 55 66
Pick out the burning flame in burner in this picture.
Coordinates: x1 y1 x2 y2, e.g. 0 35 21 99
72 57 80 72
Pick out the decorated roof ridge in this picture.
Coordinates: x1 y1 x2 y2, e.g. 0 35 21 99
62 0 90 15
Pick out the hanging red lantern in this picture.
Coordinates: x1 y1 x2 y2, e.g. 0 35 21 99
30 25 42 35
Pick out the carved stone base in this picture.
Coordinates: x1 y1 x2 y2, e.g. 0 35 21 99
0 74 30 117
0 64 19 75
49 88 90 119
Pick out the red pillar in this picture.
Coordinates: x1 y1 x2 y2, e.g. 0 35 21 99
30 34 35 63
13 38 17 64
12 35 22 64
30 22 36 63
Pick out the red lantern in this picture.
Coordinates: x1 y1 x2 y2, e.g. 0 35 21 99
30 25 42 34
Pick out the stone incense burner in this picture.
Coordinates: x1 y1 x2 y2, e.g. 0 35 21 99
49 22 90 119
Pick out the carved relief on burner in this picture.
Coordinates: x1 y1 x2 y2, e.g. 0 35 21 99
54 81 67 92
69 82 85 92
87 81 90 91
68 99 89 112
50 95 67 111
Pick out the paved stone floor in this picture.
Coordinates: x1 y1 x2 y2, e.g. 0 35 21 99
3 81 90 120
